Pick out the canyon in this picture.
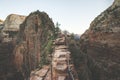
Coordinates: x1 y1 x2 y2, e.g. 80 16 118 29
0 0 120 80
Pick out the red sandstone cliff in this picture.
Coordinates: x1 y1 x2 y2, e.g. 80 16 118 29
0 11 55 80
79 0 120 80
14 11 55 80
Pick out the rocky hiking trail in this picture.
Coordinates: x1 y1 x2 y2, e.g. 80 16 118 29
30 34 78 80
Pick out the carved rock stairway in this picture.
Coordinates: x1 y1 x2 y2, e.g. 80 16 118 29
30 34 78 80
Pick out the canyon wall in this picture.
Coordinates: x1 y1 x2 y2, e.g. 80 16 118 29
14 11 55 80
79 0 120 80
0 11 55 80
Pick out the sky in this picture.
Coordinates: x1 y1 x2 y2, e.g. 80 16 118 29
0 0 114 34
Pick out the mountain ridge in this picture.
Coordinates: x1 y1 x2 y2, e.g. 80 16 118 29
79 0 120 80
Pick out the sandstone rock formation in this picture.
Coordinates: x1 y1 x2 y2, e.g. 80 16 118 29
14 10 55 80
0 19 3 24
0 19 3 31
1 14 26 42
0 42 18 80
79 0 120 80
3 14 26 31
0 15 26 80
0 11 55 80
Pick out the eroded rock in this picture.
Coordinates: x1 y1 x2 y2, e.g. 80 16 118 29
79 0 120 80
14 11 55 79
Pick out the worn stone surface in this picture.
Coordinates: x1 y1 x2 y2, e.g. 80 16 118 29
0 11 55 80
0 42 21 80
0 14 26 42
79 0 120 80
0 19 3 24
0 19 3 31
14 11 55 79
3 14 26 31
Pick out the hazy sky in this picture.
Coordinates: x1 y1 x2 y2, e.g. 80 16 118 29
0 0 114 34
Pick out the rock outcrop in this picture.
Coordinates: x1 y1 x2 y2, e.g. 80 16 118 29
1 14 26 42
0 19 3 31
0 11 55 80
0 19 3 24
0 15 26 80
0 42 19 80
14 11 55 80
79 0 120 80
3 14 26 31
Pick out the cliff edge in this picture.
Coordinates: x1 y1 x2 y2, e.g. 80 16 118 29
79 0 120 80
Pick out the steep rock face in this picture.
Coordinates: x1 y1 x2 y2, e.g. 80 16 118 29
3 14 26 31
79 0 120 80
0 19 3 34
14 11 55 79
0 14 29 80
1 14 26 42
0 42 17 80
0 19 3 24
0 19 3 31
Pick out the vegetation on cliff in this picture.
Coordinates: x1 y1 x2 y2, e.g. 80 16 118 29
14 10 57 79
79 0 120 80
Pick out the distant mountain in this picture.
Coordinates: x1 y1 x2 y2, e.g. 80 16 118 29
74 34 80 40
